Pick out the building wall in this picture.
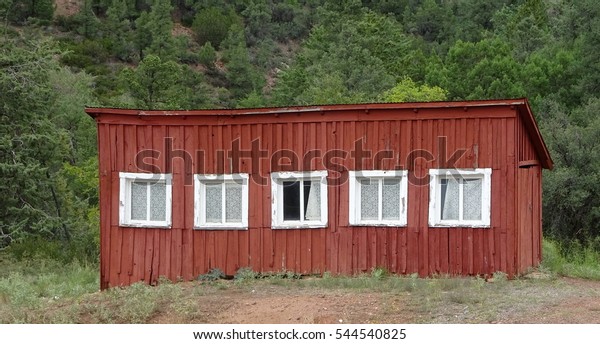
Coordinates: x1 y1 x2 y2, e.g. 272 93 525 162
96 106 526 288
515 114 543 273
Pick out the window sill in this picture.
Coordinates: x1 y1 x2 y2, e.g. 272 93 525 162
194 225 248 230
429 222 490 228
119 222 171 229
272 223 328 229
349 222 407 227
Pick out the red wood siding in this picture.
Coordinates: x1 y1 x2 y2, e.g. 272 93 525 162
91 101 549 288
515 111 543 273
517 112 539 163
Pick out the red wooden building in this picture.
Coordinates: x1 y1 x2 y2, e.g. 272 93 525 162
86 98 553 289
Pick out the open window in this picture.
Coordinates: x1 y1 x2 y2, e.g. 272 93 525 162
119 172 172 228
271 171 328 229
194 174 249 229
428 168 492 227
349 170 408 226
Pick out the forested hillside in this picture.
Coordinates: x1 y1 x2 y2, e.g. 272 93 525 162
1 0 599 263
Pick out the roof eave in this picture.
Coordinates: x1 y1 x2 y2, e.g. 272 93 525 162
518 100 554 170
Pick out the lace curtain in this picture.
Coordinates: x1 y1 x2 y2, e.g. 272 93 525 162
440 177 482 221
131 181 166 221
441 178 459 220
304 180 321 221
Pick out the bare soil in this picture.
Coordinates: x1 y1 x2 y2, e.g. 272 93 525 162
54 0 81 17
141 276 600 324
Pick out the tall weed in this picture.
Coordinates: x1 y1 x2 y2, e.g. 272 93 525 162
541 239 600 280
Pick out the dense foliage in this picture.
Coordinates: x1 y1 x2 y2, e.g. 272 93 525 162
1 0 599 261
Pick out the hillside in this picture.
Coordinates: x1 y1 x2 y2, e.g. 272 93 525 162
0 0 599 264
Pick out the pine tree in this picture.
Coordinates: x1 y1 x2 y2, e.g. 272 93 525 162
78 0 101 38
105 0 134 61
120 54 183 109
0 37 70 246
146 0 176 59
32 0 54 21
134 0 177 61
221 24 264 99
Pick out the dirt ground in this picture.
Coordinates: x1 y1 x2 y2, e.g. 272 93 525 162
54 0 81 17
145 276 600 324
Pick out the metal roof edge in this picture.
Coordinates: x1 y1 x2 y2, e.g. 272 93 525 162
85 98 530 117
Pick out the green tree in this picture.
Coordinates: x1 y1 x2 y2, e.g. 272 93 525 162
49 67 98 164
134 0 177 60
134 10 152 59
175 65 215 109
237 90 266 108
540 98 600 246
31 0 53 21
0 0 53 24
48 67 100 261
492 0 550 60
272 8 415 105
198 41 216 68
221 24 264 100
426 38 526 100
450 0 515 42
77 0 101 38
191 6 239 49
382 77 447 102
403 0 453 44
120 54 183 109
241 0 272 45
575 0 600 99
0 37 68 247
105 0 135 61
145 0 176 58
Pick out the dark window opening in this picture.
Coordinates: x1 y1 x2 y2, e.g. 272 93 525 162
282 180 313 221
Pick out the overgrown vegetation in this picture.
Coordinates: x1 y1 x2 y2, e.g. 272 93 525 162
540 239 600 280
1 0 600 275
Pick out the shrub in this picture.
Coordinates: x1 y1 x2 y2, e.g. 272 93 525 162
370 267 388 280
197 268 225 282
191 7 240 49
198 42 217 67
234 267 257 283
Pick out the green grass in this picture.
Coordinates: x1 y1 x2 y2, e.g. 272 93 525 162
540 239 600 280
0 257 99 323
2 238 600 323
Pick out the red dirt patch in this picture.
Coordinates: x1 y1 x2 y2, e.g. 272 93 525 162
54 0 81 17
208 289 414 324
172 23 194 38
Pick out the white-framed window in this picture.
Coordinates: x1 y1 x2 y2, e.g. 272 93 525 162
349 170 408 226
428 168 492 228
119 172 172 228
194 174 249 229
271 171 328 229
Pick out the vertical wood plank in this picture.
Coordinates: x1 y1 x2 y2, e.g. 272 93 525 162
109 125 122 287
327 121 339 273
152 125 171 280
98 123 111 289
181 125 195 280
437 120 449 275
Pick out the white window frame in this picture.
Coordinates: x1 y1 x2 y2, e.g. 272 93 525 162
349 170 408 226
428 168 492 228
119 172 172 228
271 171 328 229
194 174 249 230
